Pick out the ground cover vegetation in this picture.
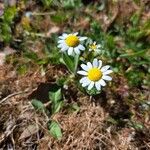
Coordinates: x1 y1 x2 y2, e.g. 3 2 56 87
0 0 150 149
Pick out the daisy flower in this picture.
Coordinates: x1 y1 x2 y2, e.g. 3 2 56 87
58 32 87 56
77 58 113 91
89 41 102 53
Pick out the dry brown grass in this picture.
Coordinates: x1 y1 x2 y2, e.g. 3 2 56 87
1 64 149 150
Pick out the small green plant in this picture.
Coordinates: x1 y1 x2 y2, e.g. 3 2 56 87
31 88 64 140
41 0 53 8
48 88 63 140
0 5 17 44
57 32 113 95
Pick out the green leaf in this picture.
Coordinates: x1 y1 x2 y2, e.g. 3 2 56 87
62 0 82 9
31 99 48 113
125 68 145 86
120 49 146 57
130 121 144 130
127 27 147 40
61 53 79 74
105 34 115 50
41 0 53 7
71 103 80 112
68 103 80 113
61 53 74 73
37 58 49 65
51 13 67 24
52 101 64 114
74 54 80 75
24 51 38 61
130 12 140 26
133 0 140 5
48 121 62 140
86 87 101 95
17 64 28 75
1 23 12 43
4 6 17 24
49 88 63 114
56 76 68 86
107 117 118 125
98 0 106 11
134 123 143 130
49 89 62 103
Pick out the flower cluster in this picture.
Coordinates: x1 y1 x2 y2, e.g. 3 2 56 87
58 32 113 92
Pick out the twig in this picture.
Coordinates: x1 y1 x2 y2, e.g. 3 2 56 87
0 89 30 105
31 12 55 16
24 31 47 38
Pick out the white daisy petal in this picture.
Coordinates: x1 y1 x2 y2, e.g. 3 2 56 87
68 47 73 55
88 81 94 90
87 62 93 69
93 59 98 67
58 40 64 44
59 36 66 40
57 44 63 48
79 37 87 41
95 49 100 53
97 44 101 48
74 47 80 54
61 45 68 51
79 77 89 84
101 65 110 72
95 81 101 91
98 60 102 69
99 79 106 86
81 64 89 71
77 71 88 75
103 70 113 75
102 75 112 81
82 79 91 87
78 44 85 51
62 33 68 38
73 32 78 35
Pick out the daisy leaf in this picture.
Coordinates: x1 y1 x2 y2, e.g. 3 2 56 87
61 53 79 74
48 121 62 140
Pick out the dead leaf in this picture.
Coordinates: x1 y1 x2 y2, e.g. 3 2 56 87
0 53 5 66
46 26 60 37
0 3 4 16
19 125 39 140
0 47 16 66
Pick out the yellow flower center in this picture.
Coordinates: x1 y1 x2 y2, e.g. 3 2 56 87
89 44 97 50
88 68 102 81
65 35 79 47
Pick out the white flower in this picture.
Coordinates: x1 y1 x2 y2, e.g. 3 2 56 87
57 32 87 56
89 41 102 53
77 59 113 91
